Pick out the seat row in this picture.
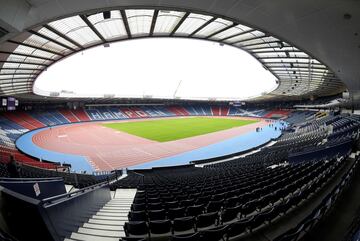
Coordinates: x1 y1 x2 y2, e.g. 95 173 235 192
123 157 345 240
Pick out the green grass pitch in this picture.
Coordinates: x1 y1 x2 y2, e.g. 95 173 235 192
103 117 258 142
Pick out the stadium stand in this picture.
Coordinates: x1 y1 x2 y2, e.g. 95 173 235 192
0 1 360 240
96 113 358 241
59 109 80 123
0 107 359 241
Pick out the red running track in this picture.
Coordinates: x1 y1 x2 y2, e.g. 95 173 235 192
32 117 268 171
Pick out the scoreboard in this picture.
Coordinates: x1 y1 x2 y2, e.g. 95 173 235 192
1 97 18 111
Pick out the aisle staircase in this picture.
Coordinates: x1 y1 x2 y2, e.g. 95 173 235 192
66 189 137 241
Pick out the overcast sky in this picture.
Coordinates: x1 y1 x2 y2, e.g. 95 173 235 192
34 38 277 100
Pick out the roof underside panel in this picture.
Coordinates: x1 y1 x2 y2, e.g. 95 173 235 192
0 7 345 99
175 13 212 36
193 18 233 38
154 10 185 35
125 9 154 37
88 10 128 41
47 16 100 47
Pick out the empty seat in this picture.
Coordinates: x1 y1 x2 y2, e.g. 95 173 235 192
162 195 175 203
196 211 218 230
221 205 241 224
132 203 146 212
148 197 161 203
173 216 195 235
225 216 253 240
168 207 186 220
124 221 149 239
148 209 167 221
128 211 147 222
186 204 204 217
207 200 223 213
149 219 172 236
196 196 211 205
177 194 188 202
223 196 238 208
181 199 195 207
211 193 226 201
249 210 271 232
200 225 228 241
240 201 257 217
164 201 179 210
148 202 163 211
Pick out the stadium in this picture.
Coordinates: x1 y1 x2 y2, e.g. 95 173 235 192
0 1 360 241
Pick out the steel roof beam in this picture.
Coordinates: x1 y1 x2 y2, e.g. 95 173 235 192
120 10 132 38
170 12 190 36
205 23 237 39
0 60 49 67
7 40 65 57
44 24 84 49
149 10 159 36
80 15 106 43
220 28 255 42
28 30 76 52
189 17 215 37
0 51 54 61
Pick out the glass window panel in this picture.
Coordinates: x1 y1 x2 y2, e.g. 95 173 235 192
251 30 266 37
24 35 70 54
0 76 12 80
256 52 287 58
0 69 38 74
4 88 25 93
48 16 100 46
211 25 252 41
13 45 35 55
0 85 26 89
18 63 42 69
88 10 127 40
2 63 20 68
237 36 279 47
154 11 185 35
235 23 252 32
49 15 86 30
235 36 273 47
0 74 32 80
38 27 78 49
7 55 51 65
67 27 101 46
0 70 16 74
175 13 212 36
251 47 297 53
13 45 58 59
6 55 27 62
126 9 154 36
226 32 261 44
290 52 309 58
243 42 280 50
32 49 58 59
0 81 31 86
194 18 233 38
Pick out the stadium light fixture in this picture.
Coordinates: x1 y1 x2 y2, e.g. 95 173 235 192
103 11 111 19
